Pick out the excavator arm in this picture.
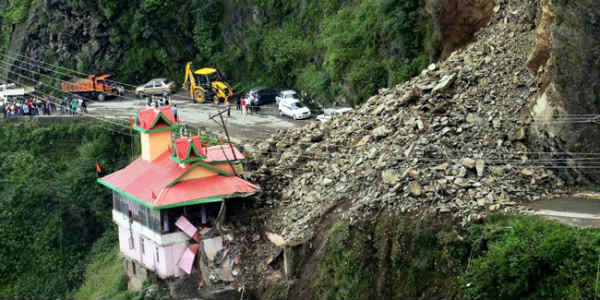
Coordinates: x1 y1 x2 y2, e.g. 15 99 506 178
184 62 201 100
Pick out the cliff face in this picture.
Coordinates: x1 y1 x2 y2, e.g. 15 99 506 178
528 0 600 182
0 0 437 105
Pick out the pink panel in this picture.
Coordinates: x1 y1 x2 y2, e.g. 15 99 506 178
177 245 198 274
175 216 198 238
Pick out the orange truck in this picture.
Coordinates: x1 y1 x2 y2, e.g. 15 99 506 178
61 74 124 101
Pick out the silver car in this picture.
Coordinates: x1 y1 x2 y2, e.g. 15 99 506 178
135 78 175 97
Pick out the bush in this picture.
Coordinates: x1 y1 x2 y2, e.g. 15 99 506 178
314 214 600 299
462 215 600 299
0 122 136 299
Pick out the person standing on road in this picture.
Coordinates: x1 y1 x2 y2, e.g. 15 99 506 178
172 104 178 121
81 99 87 113
71 98 78 115
236 94 241 111
241 96 246 116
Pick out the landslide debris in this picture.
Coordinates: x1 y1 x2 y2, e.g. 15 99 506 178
247 0 568 246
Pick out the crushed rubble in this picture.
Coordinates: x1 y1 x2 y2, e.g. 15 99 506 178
246 0 569 247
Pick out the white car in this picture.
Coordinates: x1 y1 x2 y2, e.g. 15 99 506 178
279 98 312 120
276 90 299 105
316 107 354 122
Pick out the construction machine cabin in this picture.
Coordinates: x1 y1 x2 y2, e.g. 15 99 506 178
183 62 234 104
97 106 259 285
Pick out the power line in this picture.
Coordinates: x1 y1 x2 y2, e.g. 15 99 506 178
0 72 136 135
4 55 600 168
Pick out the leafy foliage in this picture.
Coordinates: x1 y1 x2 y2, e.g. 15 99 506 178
70 230 140 300
0 0 34 54
315 215 468 299
462 215 600 299
2 0 436 106
315 214 600 299
0 121 136 299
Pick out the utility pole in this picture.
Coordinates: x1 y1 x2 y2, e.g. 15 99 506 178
208 105 237 238
209 106 238 176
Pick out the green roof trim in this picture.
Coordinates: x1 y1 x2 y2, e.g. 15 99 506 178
97 178 156 210
148 125 178 133
153 197 223 210
170 140 207 163
98 178 224 210
206 159 245 164
196 161 233 177
132 113 178 133
169 155 204 164
166 162 203 187
189 141 202 158
165 161 233 188
151 111 174 128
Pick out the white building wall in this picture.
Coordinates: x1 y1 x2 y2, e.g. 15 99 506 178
114 210 188 278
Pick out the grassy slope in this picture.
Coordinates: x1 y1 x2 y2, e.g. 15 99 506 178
71 230 139 300
313 214 600 299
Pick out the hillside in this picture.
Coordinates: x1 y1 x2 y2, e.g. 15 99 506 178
0 0 451 105
2 0 600 299
0 121 136 299
241 0 600 296
248 0 587 244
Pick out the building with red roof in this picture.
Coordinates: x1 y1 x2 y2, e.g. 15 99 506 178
97 106 259 279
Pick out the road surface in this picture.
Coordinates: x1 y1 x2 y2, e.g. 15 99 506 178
526 192 600 227
87 96 312 143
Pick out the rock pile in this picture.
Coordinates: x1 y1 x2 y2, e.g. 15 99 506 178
247 0 567 244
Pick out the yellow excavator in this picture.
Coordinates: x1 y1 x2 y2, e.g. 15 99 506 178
183 62 234 104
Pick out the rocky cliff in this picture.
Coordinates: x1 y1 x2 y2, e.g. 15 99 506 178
528 0 600 183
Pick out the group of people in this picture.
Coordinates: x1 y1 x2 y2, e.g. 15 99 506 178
60 97 87 115
236 93 258 115
145 95 178 121
1 96 58 119
145 95 170 108
1 95 90 119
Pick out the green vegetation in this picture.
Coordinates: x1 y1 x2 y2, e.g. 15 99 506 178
71 230 140 300
315 214 600 299
1 0 438 106
0 0 34 54
0 121 137 299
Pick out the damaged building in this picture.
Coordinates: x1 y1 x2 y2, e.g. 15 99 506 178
97 106 260 290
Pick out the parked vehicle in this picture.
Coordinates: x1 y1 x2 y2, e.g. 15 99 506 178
135 78 176 98
316 107 354 122
279 98 312 120
275 90 299 105
183 62 233 104
248 87 279 105
61 74 124 101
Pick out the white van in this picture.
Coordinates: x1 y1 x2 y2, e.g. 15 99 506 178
279 98 312 120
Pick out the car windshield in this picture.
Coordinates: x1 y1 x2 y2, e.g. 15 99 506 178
284 93 297 98
291 102 305 109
